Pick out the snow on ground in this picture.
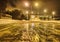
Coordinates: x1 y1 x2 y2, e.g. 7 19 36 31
0 19 60 24
0 19 18 24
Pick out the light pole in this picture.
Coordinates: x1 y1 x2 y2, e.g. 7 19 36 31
24 1 30 20
44 9 47 13
34 2 40 20
25 10 29 20
24 1 30 34
43 9 48 20
52 11 55 20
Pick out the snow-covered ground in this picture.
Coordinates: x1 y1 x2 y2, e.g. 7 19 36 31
0 19 18 24
0 19 60 24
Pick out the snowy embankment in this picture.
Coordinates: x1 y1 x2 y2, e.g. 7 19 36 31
0 19 18 24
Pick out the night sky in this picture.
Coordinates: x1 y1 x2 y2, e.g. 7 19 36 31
0 0 60 19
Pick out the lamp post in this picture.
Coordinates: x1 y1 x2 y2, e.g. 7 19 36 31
23 1 30 20
44 9 47 13
43 9 47 20
52 11 55 20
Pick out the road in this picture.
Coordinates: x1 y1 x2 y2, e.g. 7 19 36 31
0 19 60 42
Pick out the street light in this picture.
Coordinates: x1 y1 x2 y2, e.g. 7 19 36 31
52 11 55 15
34 2 39 8
43 9 48 20
52 11 56 20
24 1 30 7
35 3 39 7
26 11 29 14
43 9 47 13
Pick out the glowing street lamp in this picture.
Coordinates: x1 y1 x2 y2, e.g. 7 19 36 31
52 11 56 20
43 9 47 13
24 1 30 7
35 3 39 7
34 2 39 8
43 9 47 20
26 11 29 14
52 11 55 15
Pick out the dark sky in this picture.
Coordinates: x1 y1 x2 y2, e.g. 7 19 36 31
0 0 60 19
